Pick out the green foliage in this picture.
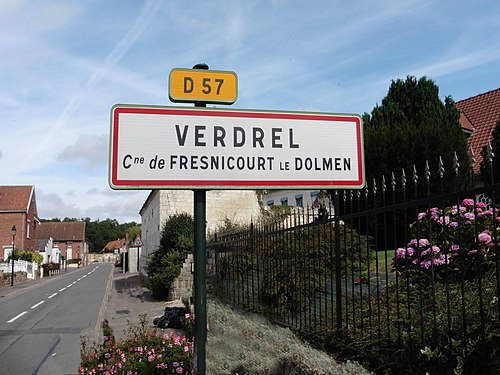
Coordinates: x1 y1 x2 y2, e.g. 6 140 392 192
127 225 142 244
261 204 293 224
147 251 185 300
259 223 372 314
10 250 43 265
145 214 194 300
159 213 194 254
80 315 192 374
480 121 500 185
364 76 471 193
214 220 372 316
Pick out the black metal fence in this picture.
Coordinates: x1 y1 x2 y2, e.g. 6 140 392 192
207 157 500 374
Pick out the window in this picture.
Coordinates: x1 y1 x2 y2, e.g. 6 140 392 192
310 191 319 205
27 219 31 239
280 197 288 205
267 200 274 206
295 194 303 207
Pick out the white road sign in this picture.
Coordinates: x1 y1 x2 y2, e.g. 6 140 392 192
109 105 365 189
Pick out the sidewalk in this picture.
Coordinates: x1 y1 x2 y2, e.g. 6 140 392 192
100 271 182 343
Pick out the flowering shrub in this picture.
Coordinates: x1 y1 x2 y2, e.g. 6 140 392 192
393 198 497 280
183 314 194 340
80 316 193 374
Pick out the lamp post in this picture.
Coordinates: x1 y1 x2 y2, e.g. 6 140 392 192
10 225 17 287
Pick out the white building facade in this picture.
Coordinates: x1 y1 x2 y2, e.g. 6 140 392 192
139 190 262 275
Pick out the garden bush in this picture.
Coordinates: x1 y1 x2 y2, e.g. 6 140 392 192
80 315 193 374
393 198 497 280
146 214 193 300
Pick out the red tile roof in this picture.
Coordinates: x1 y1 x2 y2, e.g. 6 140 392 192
37 221 86 241
0 185 35 212
456 88 500 174
104 238 127 251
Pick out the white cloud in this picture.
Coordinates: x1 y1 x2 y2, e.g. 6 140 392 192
57 134 108 170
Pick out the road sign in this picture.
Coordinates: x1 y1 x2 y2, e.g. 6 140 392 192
169 68 237 104
109 105 365 190
133 236 143 247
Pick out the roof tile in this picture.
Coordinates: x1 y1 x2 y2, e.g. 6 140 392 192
0 185 34 212
456 88 500 174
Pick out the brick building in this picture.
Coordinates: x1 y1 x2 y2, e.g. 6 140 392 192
0 185 39 260
36 221 88 265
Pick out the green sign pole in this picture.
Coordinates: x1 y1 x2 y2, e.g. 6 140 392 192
193 189 207 374
193 63 208 375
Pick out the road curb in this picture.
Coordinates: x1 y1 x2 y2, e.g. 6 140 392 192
91 266 114 345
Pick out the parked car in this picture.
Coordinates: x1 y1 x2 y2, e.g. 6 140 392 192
114 259 122 267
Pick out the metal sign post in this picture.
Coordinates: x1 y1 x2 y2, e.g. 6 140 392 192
192 63 209 375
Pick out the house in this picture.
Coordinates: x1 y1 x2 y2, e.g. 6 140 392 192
263 189 320 208
139 190 261 274
104 238 127 253
0 185 40 260
456 88 500 183
36 237 61 264
36 221 88 266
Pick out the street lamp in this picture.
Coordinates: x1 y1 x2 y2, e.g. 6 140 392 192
10 225 17 287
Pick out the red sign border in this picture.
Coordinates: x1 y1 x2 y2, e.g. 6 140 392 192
109 105 365 190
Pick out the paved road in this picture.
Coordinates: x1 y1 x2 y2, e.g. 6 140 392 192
0 264 111 375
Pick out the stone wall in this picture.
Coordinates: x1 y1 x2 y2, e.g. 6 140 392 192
0 271 27 287
168 254 194 302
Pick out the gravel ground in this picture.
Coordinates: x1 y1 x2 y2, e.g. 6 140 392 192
206 298 372 375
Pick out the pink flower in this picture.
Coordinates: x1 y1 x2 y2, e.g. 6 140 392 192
176 367 184 374
431 246 441 253
420 259 432 269
396 248 407 258
462 199 475 207
478 231 492 243
418 239 430 247
464 212 475 220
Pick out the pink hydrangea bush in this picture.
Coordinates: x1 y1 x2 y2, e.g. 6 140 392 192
80 317 193 375
393 198 497 280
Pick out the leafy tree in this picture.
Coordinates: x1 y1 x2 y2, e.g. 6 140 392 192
363 76 471 194
146 213 194 300
126 225 142 244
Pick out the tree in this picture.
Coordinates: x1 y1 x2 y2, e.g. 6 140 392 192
145 213 194 300
480 122 500 185
126 225 142 244
363 76 471 194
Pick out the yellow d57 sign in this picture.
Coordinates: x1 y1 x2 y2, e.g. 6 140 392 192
169 68 237 104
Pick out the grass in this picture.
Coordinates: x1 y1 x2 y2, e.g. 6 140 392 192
369 249 395 275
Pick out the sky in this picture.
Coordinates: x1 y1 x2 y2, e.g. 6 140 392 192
1 0 499 224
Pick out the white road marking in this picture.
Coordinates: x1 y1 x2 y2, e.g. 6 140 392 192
31 301 45 309
48 293 58 299
7 311 27 323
